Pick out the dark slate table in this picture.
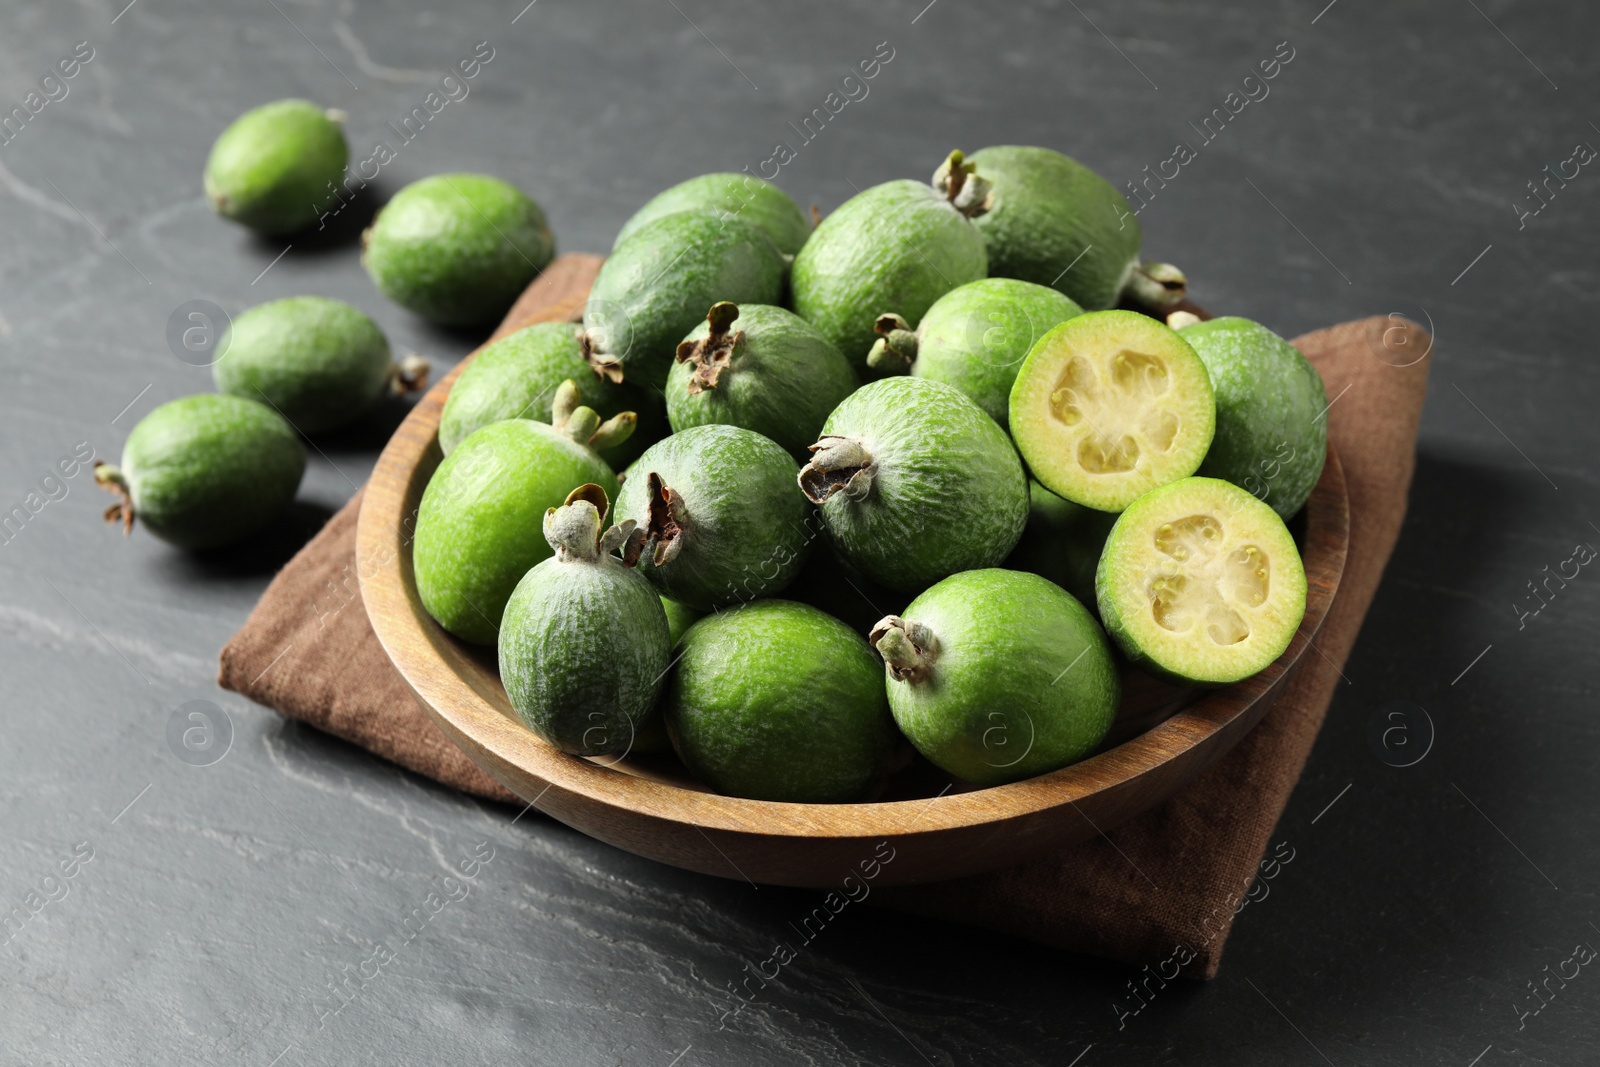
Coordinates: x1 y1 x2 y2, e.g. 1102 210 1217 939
2 1 1595 1062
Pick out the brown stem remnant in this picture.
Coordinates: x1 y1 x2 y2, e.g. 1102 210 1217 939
544 483 641 564
1123 261 1189 311
388 353 431 396
869 616 938 682
865 313 918 375
641 472 687 567
932 150 994 219
797 436 876 504
578 328 625 384
93 461 135 535
674 302 745 394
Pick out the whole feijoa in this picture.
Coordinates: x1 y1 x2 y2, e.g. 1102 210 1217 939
664 600 896 802
413 384 633 645
868 277 1082 428
364 174 555 327
438 322 662 469
1004 480 1118 609
660 597 703 645
615 172 811 256
966 145 1186 312
581 211 786 391
499 485 671 758
873 568 1120 786
666 302 858 460
791 152 989 372
204 99 348 235
615 425 812 611
1175 315 1328 519
95 395 304 549
213 296 423 436
799 377 1028 593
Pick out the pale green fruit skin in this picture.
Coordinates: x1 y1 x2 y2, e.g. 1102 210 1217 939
204 99 348 235
969 145 1140 311
1004 480 1117 609
213 296 390 435
117 395 305 549
908 278 1082 429
615 172 811 255
813 377 1028 594
615 425 812 611
583 212 787 391
1179 316 1329 520
499 552 671 757
884 569 1120 786
364 173 555 327
791 179 987 373
660 597 703 645
666 304 858 460
413 421 617 645
664 600 895 802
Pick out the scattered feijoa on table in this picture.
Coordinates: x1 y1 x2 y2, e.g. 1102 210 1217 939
204 99 348 235
666 302 858 460
1096 476 1307 686
800 377 1028 593
867 277 1082 429
1009 310 1215 513
664 600 896 803
965 145 1187 312
363 173 555 327
615 424 812 611
1173 315 1328 520
614 172 811 256
1005 479 1118 609
790 151 990 373
413 385 632 645
498 485 672 758
873 568 1120 786
213 296 424 436
95 395 304 550
582 211 786 391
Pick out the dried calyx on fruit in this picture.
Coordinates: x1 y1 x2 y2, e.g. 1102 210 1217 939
550 379 636 454
867 616 939 682
673 301 744 394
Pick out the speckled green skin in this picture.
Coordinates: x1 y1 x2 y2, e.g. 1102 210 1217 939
615 425 811 611
1004 480 1117 609
1179 316 1329 519
813 378 1028 593
660 597 703 645
413 421 617 645
584 212 786 391
791 179 987 373
499 552 671 757
204 100 347 235
666 304 858 460
615 173 811 256
968 146 1140 311
908 278 1082 428
364 174 555 327
116 395 304 549
664 600 895 802
883 569 1120 786
212 296 390 435
437 322 660 468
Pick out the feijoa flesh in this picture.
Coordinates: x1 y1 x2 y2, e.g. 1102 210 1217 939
615 172 810 256
204 99 348 235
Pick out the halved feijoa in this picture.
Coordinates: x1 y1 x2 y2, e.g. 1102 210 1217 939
1095 477 1306 686
1009 310 1215 513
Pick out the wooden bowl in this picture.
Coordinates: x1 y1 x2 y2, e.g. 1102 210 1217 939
358 297 1349 889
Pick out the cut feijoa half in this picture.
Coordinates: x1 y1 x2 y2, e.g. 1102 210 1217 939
1095 476 1307 686
1009 310 1215 513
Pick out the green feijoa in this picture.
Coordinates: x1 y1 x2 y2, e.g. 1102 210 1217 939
615 425 811 611
499 485 671 758
363 174 555 327
212 296 421 436
660 597 703 645
791 153 989 373
868 278 1082 428
664 600 895 802
95 395 304 549
615 172 810 256
581 211 786 391
965 145 1187 312
204 99 348 235
873 568 1120 786
1095 477 1307 686
1005 480 1117 608
666 302 858 460
1174 315 1328 520
799 377 1028 593
413 384 631 645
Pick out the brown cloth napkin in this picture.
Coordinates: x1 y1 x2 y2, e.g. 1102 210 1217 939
219 254 1431 979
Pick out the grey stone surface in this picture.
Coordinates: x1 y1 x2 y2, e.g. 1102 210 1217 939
1 0 1596 1063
